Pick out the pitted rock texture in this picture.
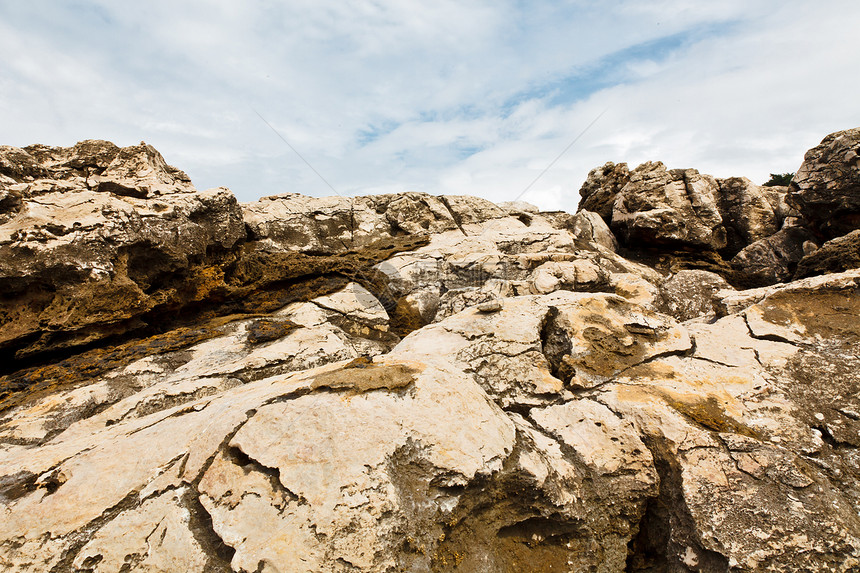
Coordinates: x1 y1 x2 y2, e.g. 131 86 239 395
795 228 860 279
578 161 630 221
2 134 860 572
610 162 727 251
788 127 860 239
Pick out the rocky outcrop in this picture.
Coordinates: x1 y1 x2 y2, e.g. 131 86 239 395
788 127 860 239
610 162 727 251
795 229 860 279
717 177 781 255
2 134 860 572
730 226 818 285
0 141 246 362
578 161 630 221
578 128 860 285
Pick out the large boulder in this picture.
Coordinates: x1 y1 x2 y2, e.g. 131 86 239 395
717 177 781 255
730 226 818 285
568 209 619 251
577 161 630 221
787 127 860 239
611 162 727 251
795 229 860 279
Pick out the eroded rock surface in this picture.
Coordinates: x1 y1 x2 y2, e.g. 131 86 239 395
578 161 630 221
2 135 860 572
611 162 727 251
795 228 860 279
788 127 860 239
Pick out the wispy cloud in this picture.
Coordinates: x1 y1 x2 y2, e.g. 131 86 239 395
1 1 858 211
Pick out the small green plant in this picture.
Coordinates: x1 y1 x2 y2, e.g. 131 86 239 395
763 172 795 187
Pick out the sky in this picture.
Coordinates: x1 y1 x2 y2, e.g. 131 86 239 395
1 1 859 211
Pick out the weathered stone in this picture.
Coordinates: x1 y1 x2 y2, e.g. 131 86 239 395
717 176 780 255
761 184 796 224
795 229 860 279
568 209 619 251
578 161 630 221
730 226 818 285
71 487 211 573
659 269 734 322
439 194 507 228
787 127 860 238
1 136 860 573
0 181 245 359
611 162 727 250
497 200 539 214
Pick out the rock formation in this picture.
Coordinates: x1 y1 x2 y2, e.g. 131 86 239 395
787 128 860 239
1 129 859 572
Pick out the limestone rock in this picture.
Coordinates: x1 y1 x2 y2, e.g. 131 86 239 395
730 226 818 285
795 228 860 279
242 191 464 254
16 139 195 197
439 194 508 228
0 175 245 358
2 136 860 573
529 259 606 294
611 162 727 250
717 176 780 255
497 200 539 214
761 184 796 224
568 209 619 251
578 161 630 221
659 269 734 321
787 127 860 238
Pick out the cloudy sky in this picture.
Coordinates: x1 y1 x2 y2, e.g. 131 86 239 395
1 1 859 210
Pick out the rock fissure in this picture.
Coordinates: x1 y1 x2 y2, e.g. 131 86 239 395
626 437 731 573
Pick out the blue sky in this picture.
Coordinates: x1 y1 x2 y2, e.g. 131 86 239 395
2 1 859 211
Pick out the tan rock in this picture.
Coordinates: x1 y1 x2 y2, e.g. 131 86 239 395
72 487 210 573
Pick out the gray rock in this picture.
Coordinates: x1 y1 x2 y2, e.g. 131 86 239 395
787 127 860 239
717 176 780 255
731 226 817 285
578 161 630 221
795 228 860 279
611 162 727 250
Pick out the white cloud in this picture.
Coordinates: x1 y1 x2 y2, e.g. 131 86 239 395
1 0 858 211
